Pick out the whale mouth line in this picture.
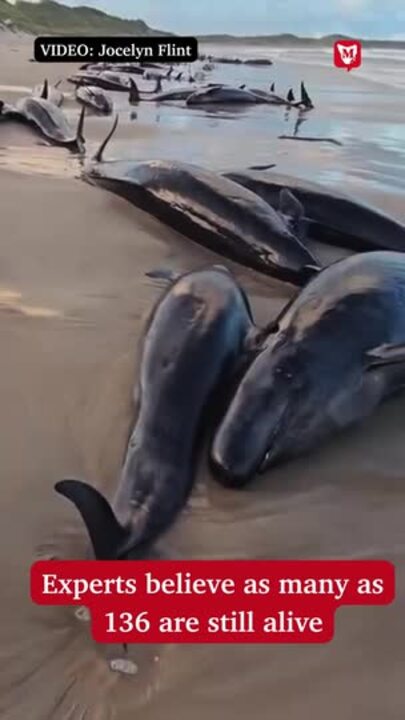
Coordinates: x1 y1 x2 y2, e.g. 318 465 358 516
258 398 291 474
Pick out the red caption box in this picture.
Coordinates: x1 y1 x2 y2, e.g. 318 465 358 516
31 559 395 644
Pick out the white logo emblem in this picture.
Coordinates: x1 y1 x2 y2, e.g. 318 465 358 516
337 43 358 66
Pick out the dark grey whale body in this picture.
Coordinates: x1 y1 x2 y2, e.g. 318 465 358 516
84 118 319 285
224 170 405 252
186 86 271 105
68 70 131 92
55 266 257 560
153 87 196 102
14 97 85 151
76 85 113 115
151 83 225 104
211 251 405 486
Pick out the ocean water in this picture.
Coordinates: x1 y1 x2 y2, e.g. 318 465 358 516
85 44 405 199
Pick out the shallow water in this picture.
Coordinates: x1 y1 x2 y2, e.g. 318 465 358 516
0 40 405 720
1 46 405 198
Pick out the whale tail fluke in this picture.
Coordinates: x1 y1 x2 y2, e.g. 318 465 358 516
55 479 130 560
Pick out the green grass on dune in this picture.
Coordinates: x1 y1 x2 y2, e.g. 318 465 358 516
0 0 170 36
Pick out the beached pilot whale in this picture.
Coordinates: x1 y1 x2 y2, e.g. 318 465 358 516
55 266 259 560
68 70 132 92
76 85 113 115
128 78 163 104
14 97 86 152
223 169 405 253
148 83 225 104
211 251 405 486
83 116 319 285
239 82 313 109
186 85 273 105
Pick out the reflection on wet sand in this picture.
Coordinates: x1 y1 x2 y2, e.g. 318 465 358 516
0 288 60 318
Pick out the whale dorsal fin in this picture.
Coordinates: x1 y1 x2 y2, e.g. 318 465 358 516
55 479 130 560
286 88 295 102
279 188 306 239
301 81 313 108
129 78 140 104
270 82 275 92
41 79 49 100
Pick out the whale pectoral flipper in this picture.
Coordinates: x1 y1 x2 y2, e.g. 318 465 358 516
145 267 181 284
366 343 405 368
279 188 306 239
55 479 130 560
302 264 321 282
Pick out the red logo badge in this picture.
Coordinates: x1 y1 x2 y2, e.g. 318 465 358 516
333 40 362 71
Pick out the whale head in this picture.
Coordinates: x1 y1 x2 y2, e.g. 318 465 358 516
209 328 384 485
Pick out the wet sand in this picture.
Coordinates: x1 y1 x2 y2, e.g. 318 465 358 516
0 37 405 720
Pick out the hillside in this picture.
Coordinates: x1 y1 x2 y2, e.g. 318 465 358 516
0 0 169 36
198 32 405 49
0 1 402 49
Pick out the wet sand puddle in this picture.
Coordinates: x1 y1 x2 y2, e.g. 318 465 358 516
0 144 79 178
0 288 60 318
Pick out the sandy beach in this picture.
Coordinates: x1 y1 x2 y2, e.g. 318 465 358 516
0 34 405 720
